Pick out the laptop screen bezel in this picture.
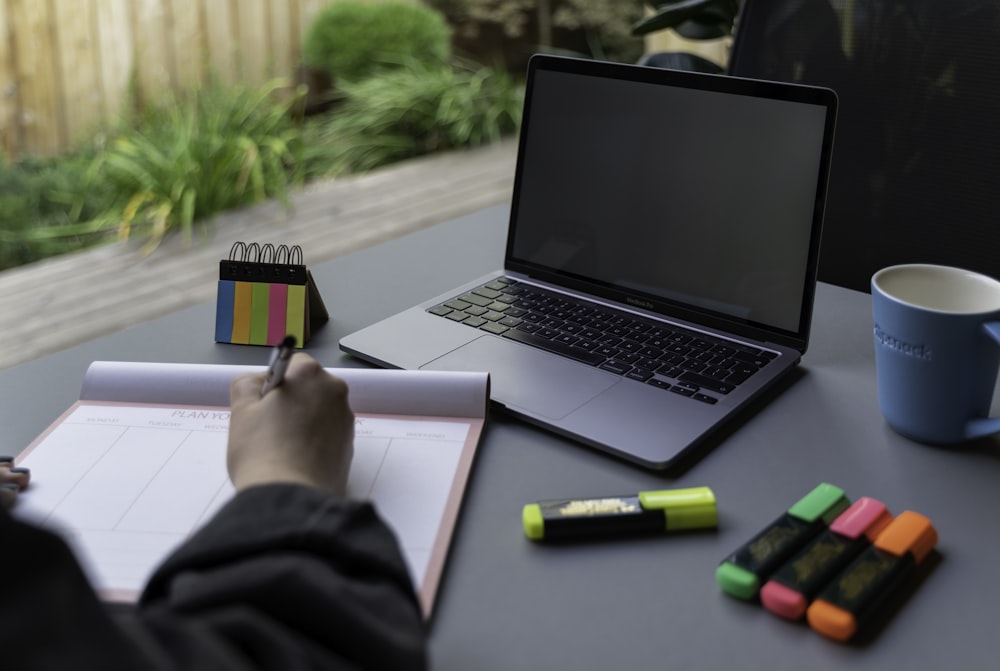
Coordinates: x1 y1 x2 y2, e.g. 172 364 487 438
503 54 838 353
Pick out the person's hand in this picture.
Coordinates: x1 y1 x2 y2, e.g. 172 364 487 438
0 457 30 510
227 354 354 496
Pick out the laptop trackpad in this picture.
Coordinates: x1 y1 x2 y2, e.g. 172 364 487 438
420 335 618 419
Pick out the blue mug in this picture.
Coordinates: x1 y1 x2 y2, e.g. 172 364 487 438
871 264 1000 444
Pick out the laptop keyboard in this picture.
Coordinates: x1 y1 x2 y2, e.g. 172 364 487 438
427 278 776 405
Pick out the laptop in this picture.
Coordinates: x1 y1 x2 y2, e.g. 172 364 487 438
340 54 838 470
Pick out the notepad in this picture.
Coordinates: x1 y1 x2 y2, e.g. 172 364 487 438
215 242 328 347
13 362 489 617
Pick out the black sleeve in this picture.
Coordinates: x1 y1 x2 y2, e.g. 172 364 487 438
1 484 428 671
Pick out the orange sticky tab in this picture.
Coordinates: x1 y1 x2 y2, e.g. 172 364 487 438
873 510 937 563
231 282 253 344
806 599 857 642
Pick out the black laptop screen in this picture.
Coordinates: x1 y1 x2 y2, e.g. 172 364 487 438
506 58 835 344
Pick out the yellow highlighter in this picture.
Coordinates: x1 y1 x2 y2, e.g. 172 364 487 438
522 486 717 541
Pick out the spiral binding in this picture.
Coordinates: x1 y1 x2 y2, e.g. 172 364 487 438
221 241 306 284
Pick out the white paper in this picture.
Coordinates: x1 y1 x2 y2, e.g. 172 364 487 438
15 362 488 617
80 361 489 418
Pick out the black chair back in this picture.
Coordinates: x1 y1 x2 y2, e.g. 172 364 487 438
729 0 1000 292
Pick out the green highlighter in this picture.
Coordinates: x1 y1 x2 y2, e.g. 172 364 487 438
716 483 850 600
522 486 717 541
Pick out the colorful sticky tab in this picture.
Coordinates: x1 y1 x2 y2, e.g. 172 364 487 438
214 242 327 347
216 279 305 346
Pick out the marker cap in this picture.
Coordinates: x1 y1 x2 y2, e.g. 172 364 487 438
806 600 857 642
759 580 809 620
522 503 545 540
639 486 717 531
716 562 761 600
874 510 937 563
829 496 892 541
787 483 850 524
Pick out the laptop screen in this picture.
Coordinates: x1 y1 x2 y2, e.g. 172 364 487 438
506 57 837 348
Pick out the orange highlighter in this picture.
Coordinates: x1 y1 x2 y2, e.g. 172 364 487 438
806 510 938 642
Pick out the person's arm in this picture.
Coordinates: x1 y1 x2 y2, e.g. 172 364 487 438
1 355 428 670
132 483 427 670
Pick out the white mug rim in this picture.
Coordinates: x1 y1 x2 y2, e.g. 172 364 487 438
871 263 1000 315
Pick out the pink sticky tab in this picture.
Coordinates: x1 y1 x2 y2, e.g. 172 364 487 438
829 496 892 541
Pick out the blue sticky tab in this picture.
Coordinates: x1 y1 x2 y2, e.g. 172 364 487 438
215 280 236 343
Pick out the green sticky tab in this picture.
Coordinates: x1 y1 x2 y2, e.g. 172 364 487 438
522 503 545 540
716 561 760 600
787 483 849 524
639 486 718 531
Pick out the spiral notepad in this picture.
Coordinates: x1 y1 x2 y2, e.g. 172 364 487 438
214 242 328 347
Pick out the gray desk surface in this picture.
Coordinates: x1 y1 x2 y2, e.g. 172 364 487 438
4 205 999 669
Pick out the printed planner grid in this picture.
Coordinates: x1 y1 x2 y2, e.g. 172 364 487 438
16 404 469 596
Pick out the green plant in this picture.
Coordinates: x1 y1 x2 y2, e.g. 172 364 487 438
303 1 452 84
631 0 740 73
0 57 520 270
86 79 310 251
310 60 523 175
0 150 114 270
0 81 317 266
551 0 646 62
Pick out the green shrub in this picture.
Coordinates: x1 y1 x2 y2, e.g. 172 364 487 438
0 59 519 270
312 60 523 175
0 79 317 266
85 79 311 251
303 1 452 83
0 150 114 270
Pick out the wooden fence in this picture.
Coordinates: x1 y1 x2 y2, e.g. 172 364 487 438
0 0 345 158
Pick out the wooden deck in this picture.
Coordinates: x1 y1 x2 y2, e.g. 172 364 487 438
0 139 517 371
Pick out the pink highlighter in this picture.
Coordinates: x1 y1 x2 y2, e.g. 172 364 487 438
760 497 893 620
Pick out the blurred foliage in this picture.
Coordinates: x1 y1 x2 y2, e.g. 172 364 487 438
0 63 524 271
0 79 315 268
307 60 523 175
430 0 536 37
0 4 531 271
0 150 112 269
96 79 309 250
428 0 646 65
303 0 452 83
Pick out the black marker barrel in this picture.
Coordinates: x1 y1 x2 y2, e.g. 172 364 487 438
760 497 893 619
807 511 937 642
716 483 850 600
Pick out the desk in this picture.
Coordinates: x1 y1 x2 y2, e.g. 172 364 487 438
3 205 999 669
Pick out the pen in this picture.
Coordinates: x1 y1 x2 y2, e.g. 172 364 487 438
716 483 850 600
806 510 937 642
760 497 893 620
260 335 296 397
522 486 717 541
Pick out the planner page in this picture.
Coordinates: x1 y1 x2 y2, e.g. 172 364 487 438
14 400 482 617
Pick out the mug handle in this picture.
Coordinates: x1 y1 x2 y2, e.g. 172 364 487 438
965 321 1000 439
